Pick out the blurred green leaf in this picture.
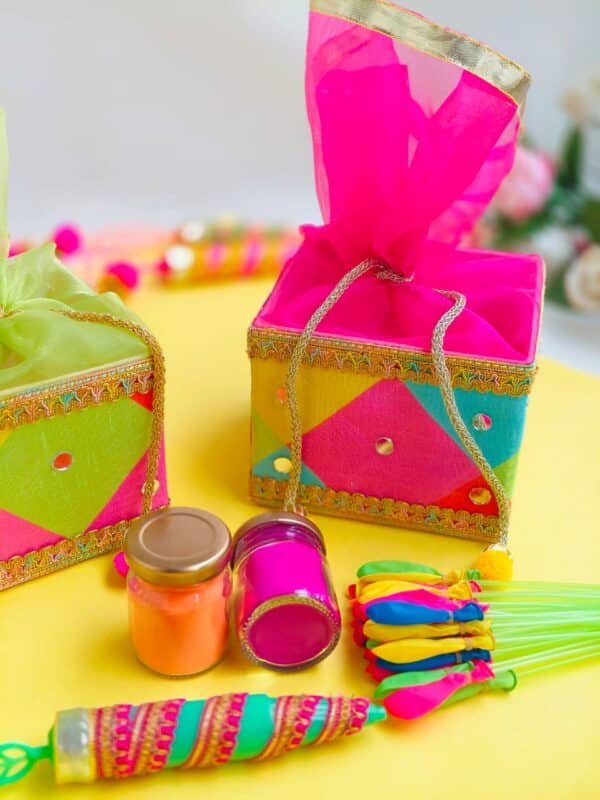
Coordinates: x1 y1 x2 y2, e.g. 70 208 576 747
545 269 569 306
582 197 600 243
557 126 583 190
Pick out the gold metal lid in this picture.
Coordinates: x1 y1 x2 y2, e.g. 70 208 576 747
125 506 232 586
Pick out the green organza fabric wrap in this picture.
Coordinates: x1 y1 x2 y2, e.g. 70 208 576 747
0 112 147 394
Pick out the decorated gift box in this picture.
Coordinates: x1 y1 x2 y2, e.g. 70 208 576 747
0 115 168 591
248 0 544 544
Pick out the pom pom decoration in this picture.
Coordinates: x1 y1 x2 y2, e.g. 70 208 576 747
97 261 140 300
52 223 82 255
10 218 297 303
474 544 514 581
112 551 129 579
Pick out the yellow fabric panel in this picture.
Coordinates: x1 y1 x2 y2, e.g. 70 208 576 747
251 355 380 443
251 407 285 462
1 278 598 800
364 619 491 642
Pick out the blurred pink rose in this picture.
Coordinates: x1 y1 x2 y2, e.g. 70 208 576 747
494 146 555 222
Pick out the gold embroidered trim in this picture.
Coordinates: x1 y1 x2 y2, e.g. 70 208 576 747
248 327 536 397
249 476 500 543
0 357 154 430
310 0 530 110
0 505 169 591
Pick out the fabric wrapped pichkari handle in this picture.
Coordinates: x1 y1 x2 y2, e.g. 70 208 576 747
0 693 385 786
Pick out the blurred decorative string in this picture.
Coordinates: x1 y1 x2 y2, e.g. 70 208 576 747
7 218 302 301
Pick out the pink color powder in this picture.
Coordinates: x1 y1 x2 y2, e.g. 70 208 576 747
233 518 341 669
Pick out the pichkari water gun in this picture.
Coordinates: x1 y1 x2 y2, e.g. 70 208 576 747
0 692 385 786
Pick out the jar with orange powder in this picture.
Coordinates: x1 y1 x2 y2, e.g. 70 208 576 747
125 507 232 676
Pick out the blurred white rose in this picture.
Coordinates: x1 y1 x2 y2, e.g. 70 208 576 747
562 77 600 126
564 245 600 312
528 226 581 279
562 77 600 196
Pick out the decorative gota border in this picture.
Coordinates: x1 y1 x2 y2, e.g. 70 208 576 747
250 476 500 543
248 327 536 397
311 0 530 110
0 505 168 591
240 594 341 670
0 358 154 430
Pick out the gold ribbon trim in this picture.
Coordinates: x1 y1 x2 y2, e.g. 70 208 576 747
311 0 530 110
0 504 169 591
0 357 154 431
248 327 537 397
250 475 501 543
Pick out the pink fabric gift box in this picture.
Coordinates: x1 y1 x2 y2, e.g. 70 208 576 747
247 0 544 543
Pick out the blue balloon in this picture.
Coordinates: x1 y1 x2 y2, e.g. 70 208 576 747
375 649 491 672
367 600 484 625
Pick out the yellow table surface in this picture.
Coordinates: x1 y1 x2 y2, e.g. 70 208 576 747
2 280 599 800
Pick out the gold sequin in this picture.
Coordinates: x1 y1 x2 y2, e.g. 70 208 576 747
273 456 292 474
472 413 493 431
469 487 493 506
375 437 394 455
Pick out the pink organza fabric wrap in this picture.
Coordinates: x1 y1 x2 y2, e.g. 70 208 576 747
255 8 543 363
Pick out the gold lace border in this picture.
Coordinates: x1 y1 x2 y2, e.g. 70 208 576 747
311 0 530 110
0 505 168 591
250 476 500 543
0 358 154 431
248 327 536 397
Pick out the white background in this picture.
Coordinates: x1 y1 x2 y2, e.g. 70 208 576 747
0 0 598 370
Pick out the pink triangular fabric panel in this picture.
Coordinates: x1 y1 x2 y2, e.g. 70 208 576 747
86 441 168 532
301 380 480 503
0 509 65 561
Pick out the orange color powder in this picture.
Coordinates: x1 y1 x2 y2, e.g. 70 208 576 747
127 569 230 676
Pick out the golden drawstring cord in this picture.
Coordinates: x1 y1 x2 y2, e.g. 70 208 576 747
283 258 383 512
0 307 165 517
56 310 165 516
283 259 510 545
429 291 510 546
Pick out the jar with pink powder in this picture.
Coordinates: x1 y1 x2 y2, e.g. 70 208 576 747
231 512 341 670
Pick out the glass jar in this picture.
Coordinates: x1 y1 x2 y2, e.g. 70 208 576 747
232 512 341 670
125 506 232 676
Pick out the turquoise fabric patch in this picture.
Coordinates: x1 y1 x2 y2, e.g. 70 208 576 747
405 381 527 468
252 445 326 487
